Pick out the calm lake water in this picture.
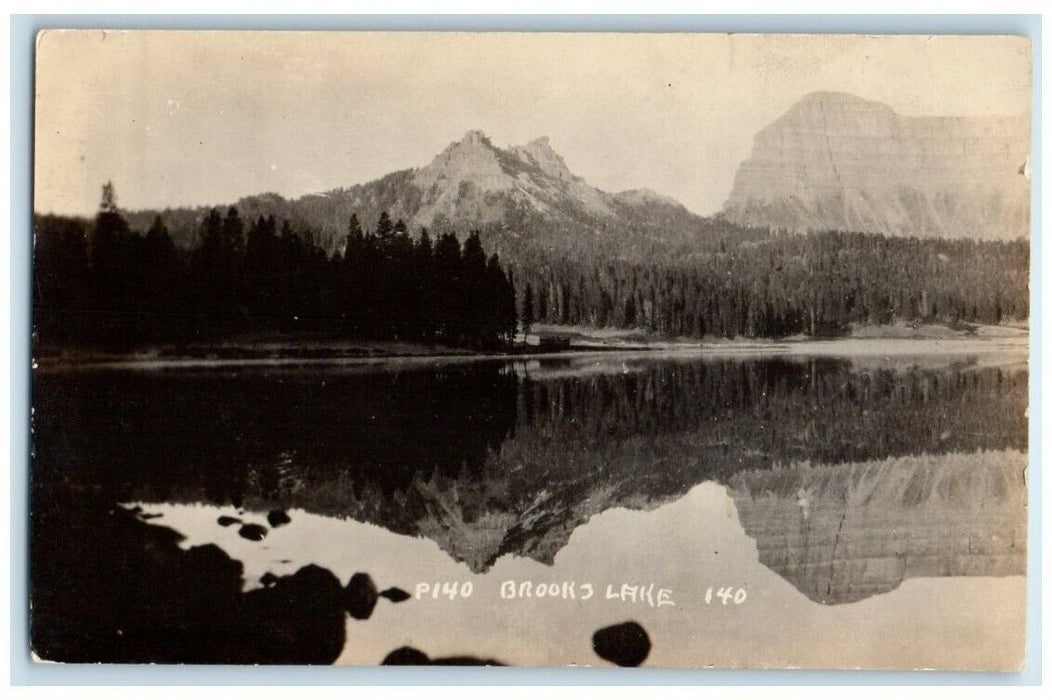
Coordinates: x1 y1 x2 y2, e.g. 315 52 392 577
31 346 1029 668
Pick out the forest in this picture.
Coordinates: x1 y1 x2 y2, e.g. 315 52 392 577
508 231 1029 338
33 185 518 350
33 183 1029 351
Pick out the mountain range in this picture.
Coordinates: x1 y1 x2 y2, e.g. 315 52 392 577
125 91 1031 255
126 129 721 258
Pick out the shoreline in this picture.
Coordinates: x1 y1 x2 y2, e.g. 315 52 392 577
33 331 1029 372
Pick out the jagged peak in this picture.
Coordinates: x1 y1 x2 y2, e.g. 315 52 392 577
513 135 561 158
448 129 494 149
510 135 575 180
423 130 502 169
413 129 510 202
523 135 552 149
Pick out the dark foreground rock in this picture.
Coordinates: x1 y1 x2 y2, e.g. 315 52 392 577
344 572 378 620
381 646 431 665
267 509 291 527
237 523 268 541
379 586 411 603
240 564 346 664
381 646 504 666
30 491 348 664
592 621 651 667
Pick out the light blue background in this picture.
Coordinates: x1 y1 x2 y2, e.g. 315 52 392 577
9 13 1043 686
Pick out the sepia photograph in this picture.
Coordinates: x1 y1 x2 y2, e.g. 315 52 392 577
29 30 1031 670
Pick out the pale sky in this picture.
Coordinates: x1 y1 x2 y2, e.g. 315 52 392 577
34 31 1031 217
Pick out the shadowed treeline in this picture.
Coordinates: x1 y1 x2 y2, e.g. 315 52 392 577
33 187 517 351
116 178 1029 340
34 185 1028 352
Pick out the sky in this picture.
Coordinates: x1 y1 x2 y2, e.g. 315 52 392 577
34 31 1032 217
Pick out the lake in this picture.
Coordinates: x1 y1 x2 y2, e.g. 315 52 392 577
30 344 1029 668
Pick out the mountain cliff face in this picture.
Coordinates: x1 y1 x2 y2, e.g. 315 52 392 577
721 92 1031 240
128 130 709 256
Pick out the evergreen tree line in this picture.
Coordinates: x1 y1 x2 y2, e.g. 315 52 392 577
34 186 1029 349
33 192 517 349
514 230 1028 338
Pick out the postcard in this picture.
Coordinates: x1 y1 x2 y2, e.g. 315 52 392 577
30 31 1030 669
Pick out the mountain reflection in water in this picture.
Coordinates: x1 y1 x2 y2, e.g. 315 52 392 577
728 451 1026 604
131 467 1026 669
32 353 1028 608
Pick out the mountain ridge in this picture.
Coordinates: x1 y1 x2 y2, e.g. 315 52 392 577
118 92 1032 254
124 129 709 256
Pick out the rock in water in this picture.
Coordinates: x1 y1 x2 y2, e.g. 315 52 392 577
266 510 291 527
592 621 651 667
382 646 431 665
344 572 378 620
237 523 267 541
217 516 241 527
381 646 504 666
242 564 347 664
29 497 346 664
429 655 504 666
379 587 411 603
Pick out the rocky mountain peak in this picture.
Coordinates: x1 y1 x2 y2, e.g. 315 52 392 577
132 126 706 255
510 135 576 181
409 129 627 225
523 135 550 149
432 129 501 163
453 129 492 147
414 129 507 193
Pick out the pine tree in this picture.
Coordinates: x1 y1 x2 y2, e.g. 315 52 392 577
376 211 394 242
92 181 130 272
522 282 534 337
222 207 244 257
348 212 363 239
433 232 463 341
